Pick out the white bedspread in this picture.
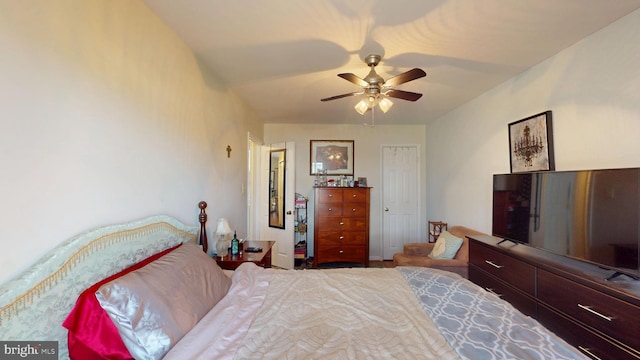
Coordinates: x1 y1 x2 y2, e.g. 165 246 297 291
165 264 458 360
164 263 275 359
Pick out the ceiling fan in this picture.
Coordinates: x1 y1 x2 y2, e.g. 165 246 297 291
321 54 427 115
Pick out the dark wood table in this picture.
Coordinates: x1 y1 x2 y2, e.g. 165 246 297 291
215 240 275 270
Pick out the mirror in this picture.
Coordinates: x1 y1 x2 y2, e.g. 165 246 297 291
269 149 286 228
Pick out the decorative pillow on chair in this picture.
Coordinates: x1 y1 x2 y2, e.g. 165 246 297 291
428 231 463 259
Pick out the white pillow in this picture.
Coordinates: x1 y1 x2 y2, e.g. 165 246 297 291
428 231 464 259
96 242 231 360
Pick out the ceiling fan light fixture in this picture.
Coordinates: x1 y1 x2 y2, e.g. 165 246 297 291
323 54 426 119
378 97 393 113
354 99 369 115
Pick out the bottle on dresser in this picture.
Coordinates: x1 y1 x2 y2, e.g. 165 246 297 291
231 231 239 255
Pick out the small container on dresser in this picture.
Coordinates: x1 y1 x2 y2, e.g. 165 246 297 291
313 187 370 267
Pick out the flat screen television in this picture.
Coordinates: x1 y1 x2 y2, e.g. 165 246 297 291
492 167 640 279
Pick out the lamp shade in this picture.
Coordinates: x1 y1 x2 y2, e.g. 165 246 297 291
354 99 369 115
215 218 232 236
378 97 393 113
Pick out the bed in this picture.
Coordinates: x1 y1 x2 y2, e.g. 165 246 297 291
0 210 588 360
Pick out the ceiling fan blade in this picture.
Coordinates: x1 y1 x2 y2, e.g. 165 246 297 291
338 73 369 87
320 92 362 102
383 68 426 87
385 89 423 102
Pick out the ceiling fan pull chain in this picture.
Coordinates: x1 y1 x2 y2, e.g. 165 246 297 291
372 105 375 127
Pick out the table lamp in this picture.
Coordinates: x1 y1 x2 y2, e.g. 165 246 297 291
215 218 232 259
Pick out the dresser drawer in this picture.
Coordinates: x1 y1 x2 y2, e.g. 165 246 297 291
341 202 367 217
538 304 640 360
538 269 640 351
469 264 537 317
316 204 343 217
343 189 367 203
317 189 343 203
316 245 367 264
316 231 366 246
317 217 367 231
469 240 536 295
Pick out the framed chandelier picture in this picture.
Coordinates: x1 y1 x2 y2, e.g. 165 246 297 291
508 111 555 173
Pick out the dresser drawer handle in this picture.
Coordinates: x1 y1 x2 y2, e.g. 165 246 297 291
577 346 602 360
485 260 504 269
352 194 357 198
339 222 344 225
485 288 503 298
339 236 344 240
339 250 344 254
328 194 333 197
578 304 613 321
351 208 356 212
328 208 333 211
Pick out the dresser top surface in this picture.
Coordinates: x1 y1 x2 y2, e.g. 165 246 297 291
469 235 640 305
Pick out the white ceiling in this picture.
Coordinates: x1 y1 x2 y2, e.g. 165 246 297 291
143 0 640 125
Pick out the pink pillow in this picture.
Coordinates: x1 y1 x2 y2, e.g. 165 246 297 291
95 243 232 359
62 244 182 360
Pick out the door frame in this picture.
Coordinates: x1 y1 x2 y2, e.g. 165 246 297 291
247 132 262 241
259 141 295 269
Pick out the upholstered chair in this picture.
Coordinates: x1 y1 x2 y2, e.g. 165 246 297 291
392 226 486 278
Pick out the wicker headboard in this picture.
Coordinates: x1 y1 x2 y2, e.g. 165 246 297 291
0 215 198 359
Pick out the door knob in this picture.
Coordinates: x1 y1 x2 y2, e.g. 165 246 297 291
384 207 389 211
286 210 292 215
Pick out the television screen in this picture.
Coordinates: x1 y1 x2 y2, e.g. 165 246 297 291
492 168 640 277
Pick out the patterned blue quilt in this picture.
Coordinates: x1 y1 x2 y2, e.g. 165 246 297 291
399 267 587 360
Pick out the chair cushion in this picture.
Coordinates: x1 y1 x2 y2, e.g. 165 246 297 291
428 231 463 259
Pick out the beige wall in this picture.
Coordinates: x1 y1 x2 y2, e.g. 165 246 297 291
0 0 262 283
426 8 640 232
2 1 639 280
264 124 427 260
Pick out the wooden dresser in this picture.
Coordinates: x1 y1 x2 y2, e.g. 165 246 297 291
468 235 640 360
313 187 370 267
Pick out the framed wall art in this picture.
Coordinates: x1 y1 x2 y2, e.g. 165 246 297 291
310 140 354 175
508 111 555 173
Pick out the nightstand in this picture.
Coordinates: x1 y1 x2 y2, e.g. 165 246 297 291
215 240 275 270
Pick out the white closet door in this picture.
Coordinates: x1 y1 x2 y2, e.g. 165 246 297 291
381 145 420 259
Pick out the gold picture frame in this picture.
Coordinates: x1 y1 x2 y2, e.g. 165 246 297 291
310 140 354 175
